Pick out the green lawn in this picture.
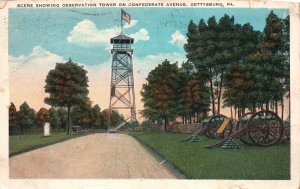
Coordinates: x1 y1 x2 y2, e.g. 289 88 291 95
9 132 88 156
131 131 290 180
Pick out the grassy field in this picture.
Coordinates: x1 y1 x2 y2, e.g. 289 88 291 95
9 132 88 156
131 131 290 180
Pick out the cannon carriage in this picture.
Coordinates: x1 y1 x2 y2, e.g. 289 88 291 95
181 110 286 148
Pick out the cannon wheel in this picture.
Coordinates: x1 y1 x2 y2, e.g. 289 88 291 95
246 111 284 146
206 114 233 139
237 112 254 146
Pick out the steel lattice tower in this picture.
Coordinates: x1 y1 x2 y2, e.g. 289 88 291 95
108 33 136 132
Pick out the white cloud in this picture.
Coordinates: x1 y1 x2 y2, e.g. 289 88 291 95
67 19 119 47
129 28 150 42
9 46 65 78
169 30 187 47
67 19 148 48
9 46 66 110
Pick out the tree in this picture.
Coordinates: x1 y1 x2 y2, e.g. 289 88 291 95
223 23 261 116
71 99 94 131
185 19 216 115
213 15 236 115
245 11 287 113
185 15 269 116
176 62 193 123
9 102 17 127
16 102 36 134
36 107 50 127
141 60 178 130
282 15 290 119
260 11 285 111
57 108 68 131
9 102 18 134
177 61 210 123
185 16 228 115
223 11 289 117
44 59 89 135
92 104 102 129
49 108 60 130
282 15 289 92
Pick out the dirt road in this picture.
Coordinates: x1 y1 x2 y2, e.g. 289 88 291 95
9 133 176 179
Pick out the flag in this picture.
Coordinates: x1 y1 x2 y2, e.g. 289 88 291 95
121 9 131 25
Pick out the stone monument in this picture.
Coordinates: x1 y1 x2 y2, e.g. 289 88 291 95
44 122 50 136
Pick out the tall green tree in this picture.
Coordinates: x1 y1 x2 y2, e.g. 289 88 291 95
261 11 285 112
44 59 89 135
227 11 289 116
185 19 217 115
141 60 178 130
16 102 36 134
223 23 261 116
185 16 236 115
185 15 268 116
248 11 286 112
213 15 236 115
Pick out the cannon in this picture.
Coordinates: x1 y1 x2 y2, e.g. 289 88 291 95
180 110 285 148
179 114 233 142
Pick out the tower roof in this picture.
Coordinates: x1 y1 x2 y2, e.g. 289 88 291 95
110 32 134 44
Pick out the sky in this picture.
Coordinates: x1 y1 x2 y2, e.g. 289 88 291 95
8 8 289 120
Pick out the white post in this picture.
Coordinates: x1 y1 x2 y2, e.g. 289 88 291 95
44 122 50 136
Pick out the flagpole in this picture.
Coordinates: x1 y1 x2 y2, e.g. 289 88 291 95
121 9 123 33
